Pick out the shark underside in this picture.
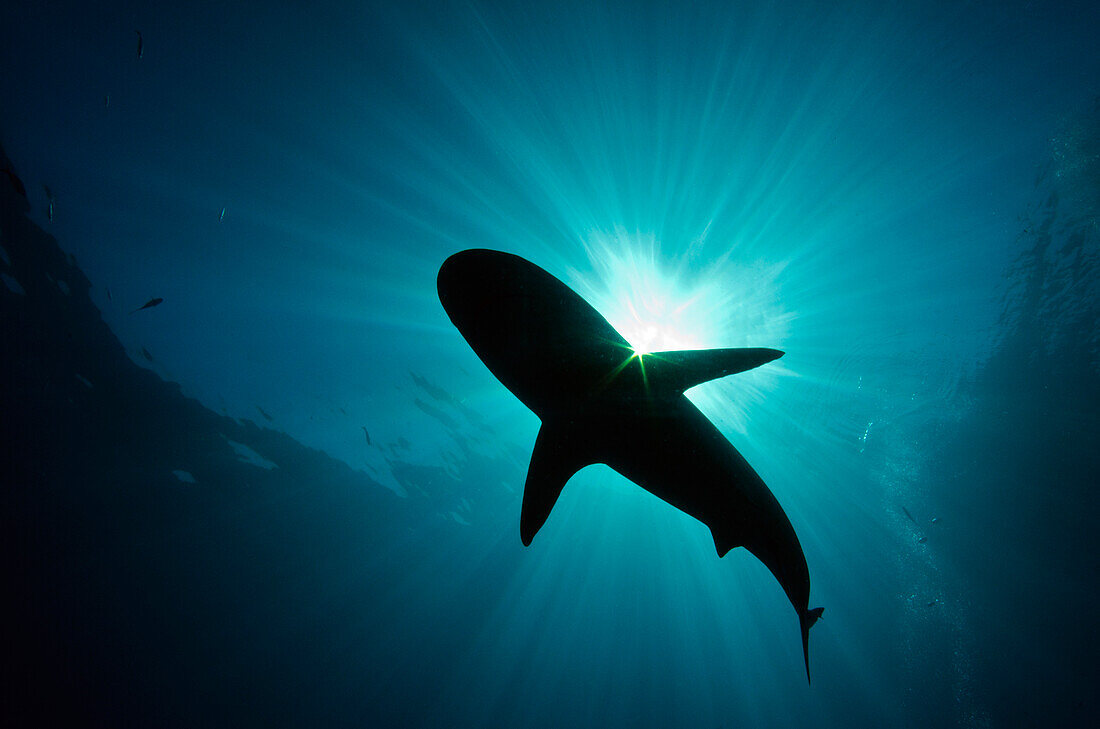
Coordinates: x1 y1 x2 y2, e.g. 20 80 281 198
437 248 823 682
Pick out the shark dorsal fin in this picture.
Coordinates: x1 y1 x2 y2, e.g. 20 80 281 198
520 421 589 546
640 348 784 394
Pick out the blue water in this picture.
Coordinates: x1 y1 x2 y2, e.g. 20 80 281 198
1 1 1097 726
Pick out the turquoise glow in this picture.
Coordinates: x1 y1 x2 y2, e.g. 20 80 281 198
1 0 1096 726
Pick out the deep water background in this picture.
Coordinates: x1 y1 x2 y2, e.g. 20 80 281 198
1 1 1098 727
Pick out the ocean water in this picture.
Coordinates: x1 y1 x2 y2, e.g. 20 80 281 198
1 1 1097 726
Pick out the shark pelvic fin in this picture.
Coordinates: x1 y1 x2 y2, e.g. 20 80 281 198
711 527 740 558
641 348 784 394
520 421 588 546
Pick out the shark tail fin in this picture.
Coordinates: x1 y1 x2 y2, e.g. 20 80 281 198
800 606 824 684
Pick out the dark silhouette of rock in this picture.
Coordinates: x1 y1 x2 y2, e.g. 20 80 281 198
0 144 428 726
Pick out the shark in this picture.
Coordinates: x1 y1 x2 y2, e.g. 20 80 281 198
437 249 823 682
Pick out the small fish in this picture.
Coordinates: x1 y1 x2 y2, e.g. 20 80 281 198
901 506 916 524
361 426 371 445
130 297 164 314
141 347 153 362
927 599 938 607
338 407 347 415
930 517 939 525
135 30 143 59
104 94 110 108
917 536 927 544
106 287 112 301
2 167 27 198
219 206 226 221
256 406 274 422
43 184 54 221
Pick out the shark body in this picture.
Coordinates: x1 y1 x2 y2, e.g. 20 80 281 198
437 248 823 681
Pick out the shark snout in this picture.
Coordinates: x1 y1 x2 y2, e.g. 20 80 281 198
438 250 501 309
438 248 542 326
436 252 467 311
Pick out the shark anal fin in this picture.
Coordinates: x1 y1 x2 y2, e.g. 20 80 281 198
644 348 783 394
805 606 824 628
520 421 588 546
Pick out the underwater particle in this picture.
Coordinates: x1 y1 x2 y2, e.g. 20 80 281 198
43 184 54 221
901 506 916 523
172 470 196 483
219 206 226 221
2 273 25 295
859 421 873 452
130 297 163 314
75 373 93 388
2 167 27 197
362 426 371 445
135 30 143 59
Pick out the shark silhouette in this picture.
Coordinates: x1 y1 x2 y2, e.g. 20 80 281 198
437 249 823 682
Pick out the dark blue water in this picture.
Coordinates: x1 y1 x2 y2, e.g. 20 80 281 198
1 1 1097 726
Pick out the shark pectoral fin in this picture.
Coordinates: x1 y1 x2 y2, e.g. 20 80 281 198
520 422 587 546
645 348 784 393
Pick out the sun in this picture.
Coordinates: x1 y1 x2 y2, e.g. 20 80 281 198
569 231 725 355
563 229 793 433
